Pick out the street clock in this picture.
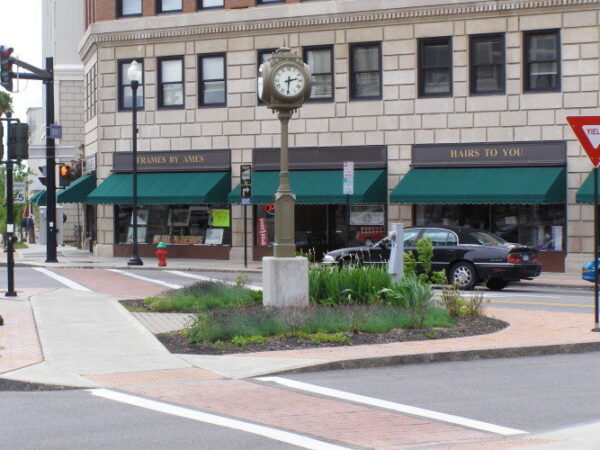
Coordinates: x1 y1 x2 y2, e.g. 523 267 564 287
258 47 311 110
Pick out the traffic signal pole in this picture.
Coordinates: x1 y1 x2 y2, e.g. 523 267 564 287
3 113 17 296
44 57 57 262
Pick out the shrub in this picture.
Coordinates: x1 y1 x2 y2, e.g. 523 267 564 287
309 264 392 305
381 275 434 328
296 331 351 345
440 283 465 318
231 335 268 346
404 237 447 285
144 280 260 311
464 288 488 317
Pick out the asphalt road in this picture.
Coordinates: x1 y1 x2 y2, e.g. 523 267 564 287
0 266 593 314
281 352 600 434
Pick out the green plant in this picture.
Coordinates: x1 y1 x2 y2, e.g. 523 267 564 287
0 91 12 116
297 331 351 345
212 340 235 351
381 275 434 328
464 288 488 317
235 274 248 288
309 264 392 305
440 283 465 318
404 237 447 285
231 335 268 346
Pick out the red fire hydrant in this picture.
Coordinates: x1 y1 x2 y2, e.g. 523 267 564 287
156 242 168 267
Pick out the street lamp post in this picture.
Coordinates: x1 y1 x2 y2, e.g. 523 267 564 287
127 60 143 266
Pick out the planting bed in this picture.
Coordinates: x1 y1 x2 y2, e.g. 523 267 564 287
155 315 507 355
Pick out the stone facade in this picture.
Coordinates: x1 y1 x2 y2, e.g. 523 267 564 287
80 0 600 271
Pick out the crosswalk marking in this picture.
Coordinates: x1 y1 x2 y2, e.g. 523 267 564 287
166 270 262 291
107 269 183 289
257 376 527 437
33 268 93 292
90 388 350 450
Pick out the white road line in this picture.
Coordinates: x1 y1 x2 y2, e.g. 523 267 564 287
107 269 183 290
89 389 349 450
33 267 93 292
257 376 527 437
166 270 262 291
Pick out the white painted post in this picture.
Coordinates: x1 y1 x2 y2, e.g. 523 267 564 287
387 223 404 282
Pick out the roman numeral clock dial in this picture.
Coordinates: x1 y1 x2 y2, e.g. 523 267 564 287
273 65 305 98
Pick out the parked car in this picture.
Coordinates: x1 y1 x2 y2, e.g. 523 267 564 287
321 226 542 291
582 259 600 282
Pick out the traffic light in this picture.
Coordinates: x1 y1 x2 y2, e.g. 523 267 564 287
8 123 28 160
59 163 73 187
0 46 14 92
38 165 47 187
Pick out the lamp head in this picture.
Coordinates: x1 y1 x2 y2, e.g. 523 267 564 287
128 60 142 84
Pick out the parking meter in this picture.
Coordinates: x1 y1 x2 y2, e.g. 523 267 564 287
387 223 404 282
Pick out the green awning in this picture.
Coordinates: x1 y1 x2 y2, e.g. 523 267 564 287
57 174 96 204
576 170 600 203
87 172 230 204
30 190 47 206
390 167 566 204
227 169 386 204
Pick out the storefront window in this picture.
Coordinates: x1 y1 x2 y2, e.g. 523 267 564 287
255 203 386 254
115 204 231 245
414 204 565 251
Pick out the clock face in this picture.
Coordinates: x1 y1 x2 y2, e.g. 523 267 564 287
273 65 305 98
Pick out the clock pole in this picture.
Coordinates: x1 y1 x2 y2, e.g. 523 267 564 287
273 109 296 257
257 47 312 308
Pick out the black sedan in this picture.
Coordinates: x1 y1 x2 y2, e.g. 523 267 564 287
321 226 542 291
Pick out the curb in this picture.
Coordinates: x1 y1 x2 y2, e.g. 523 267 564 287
0 262 262 273
268 341 600 376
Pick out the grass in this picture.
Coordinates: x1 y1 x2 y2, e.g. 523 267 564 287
184 305 455 344
143 280 262 312
13 241 28 249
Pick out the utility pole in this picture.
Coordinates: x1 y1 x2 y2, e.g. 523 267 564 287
4 112 16 296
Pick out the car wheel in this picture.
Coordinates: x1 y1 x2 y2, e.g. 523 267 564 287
486 279 509 291
450 262 477 290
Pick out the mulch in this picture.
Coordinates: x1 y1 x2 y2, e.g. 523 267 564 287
156 315 508 355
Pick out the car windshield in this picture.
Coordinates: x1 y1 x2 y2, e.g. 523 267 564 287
469 231 507 245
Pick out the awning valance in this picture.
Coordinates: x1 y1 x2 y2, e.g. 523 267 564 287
576 170 600 203
86 172 230 204
30 190 47 206
390 167 566 204
227 169 386 204
57 174 96 204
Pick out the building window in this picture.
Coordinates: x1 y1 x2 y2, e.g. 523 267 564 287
118 59 144 111
199 54 226 107
257 49 276 103
158 0 182 13
257 0 285 4
158 57 184 109
198 0 224 8
524 30 560 92
350 42 382 100
118 0 142 17
85 63 98 121
303 46 334 101
470 34 505 95
419 37 452 97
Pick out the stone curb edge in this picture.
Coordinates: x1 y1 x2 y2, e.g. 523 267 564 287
267 341 600 376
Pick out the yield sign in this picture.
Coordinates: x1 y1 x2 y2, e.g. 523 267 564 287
567 116 600 167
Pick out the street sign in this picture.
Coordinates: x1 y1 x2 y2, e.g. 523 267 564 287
240 164 252 201
567 116 600 166
48 124 62 140
343 161 354 195
13 181 25 204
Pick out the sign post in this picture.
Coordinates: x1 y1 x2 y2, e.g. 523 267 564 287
240 164 252 268
567 116 600 331
343 161 354 245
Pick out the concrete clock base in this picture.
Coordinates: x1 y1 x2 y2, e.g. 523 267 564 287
262 256 309 307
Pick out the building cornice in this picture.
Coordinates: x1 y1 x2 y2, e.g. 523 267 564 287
79 0 600 59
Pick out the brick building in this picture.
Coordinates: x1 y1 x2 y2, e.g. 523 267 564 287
78 0 600 272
